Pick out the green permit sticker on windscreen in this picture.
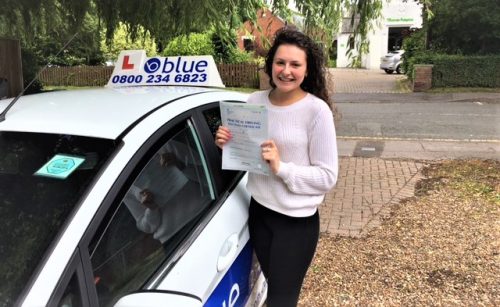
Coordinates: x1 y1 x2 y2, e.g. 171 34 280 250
34 154 86 179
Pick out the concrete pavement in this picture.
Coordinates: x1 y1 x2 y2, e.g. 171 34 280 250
333 92 500 104
319 68 499 237
338 138 500 161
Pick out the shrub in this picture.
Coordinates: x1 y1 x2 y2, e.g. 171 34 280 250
21 48 43 94
402 28 426 79
162 33 215 57
411 53 500 88
225 48 253 64
162 31 253 64
211 30 253 64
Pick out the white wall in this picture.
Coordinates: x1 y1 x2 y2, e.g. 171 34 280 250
336 0 423 69
336 36 354 68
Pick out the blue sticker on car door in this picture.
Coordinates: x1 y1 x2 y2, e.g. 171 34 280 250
204 242 254 307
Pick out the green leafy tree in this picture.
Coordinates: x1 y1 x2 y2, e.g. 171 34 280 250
427 0 500 54
161 31 252 64
0 2 104 92
402 0 499 80
0 0 99 61
403 0 434 49
211 30 238 63
0 0 391 92
404 0 499 55
344 0 384 66
401 28 426 78
162 32 215 57
1 0 386 62
100 23 157 62
268 1 385 66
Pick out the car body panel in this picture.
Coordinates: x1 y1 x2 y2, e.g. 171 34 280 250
114 291 202 307
380 50 404 73
0 86 226 139
155 176 251 302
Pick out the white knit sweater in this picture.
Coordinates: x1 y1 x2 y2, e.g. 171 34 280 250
246 90 338 217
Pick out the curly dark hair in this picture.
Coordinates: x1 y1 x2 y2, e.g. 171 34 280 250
264 27 330 106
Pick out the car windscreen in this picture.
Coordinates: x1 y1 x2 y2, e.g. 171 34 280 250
0 131 118 306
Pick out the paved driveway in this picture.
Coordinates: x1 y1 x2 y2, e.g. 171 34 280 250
329 68 407 93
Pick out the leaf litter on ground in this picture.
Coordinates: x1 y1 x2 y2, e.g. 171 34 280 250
299 159 499 306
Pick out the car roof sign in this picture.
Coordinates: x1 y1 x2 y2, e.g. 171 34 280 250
107 50 225 88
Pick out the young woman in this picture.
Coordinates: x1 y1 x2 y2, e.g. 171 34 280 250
215 27 338 307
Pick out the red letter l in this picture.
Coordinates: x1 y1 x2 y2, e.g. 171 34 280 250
122 55 135 70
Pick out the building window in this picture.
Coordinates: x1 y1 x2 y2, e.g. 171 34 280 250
348 37 355 49
388 27 409 51
243 38 254 52
341 17 359 34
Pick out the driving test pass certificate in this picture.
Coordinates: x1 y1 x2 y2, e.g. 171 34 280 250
220 101 270 175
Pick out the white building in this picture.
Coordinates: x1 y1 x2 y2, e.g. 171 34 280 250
336 0 423 69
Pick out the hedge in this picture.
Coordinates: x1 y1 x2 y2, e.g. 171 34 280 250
408 53 500 88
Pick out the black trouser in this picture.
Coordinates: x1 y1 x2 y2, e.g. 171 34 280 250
249 198 320 307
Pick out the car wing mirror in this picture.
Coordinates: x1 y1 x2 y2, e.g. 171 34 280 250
114 292 203 307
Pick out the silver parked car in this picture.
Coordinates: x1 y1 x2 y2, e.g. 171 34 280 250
380 50 404 74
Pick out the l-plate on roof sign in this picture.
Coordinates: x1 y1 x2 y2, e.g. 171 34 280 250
107 50 225 88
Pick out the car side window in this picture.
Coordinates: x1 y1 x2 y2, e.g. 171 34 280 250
89 120 215 307
202 105 242 189
202 106 223 138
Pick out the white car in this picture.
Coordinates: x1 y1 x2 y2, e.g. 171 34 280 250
0 51 267 307
380 50 404 74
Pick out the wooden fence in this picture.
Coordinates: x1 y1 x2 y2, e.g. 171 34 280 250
38 63 260 88
216 63 259 88
39 66 114 87
0 38 24 98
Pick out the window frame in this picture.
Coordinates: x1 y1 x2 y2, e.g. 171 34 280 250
69 100 246 305
192 102 245 195
147 102 246 289
48 248 91 307
74 109 195 305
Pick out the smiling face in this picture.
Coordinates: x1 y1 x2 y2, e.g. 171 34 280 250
271 44 308 95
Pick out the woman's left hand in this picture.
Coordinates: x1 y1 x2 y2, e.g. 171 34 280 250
139 189 159 210
261 140 280 174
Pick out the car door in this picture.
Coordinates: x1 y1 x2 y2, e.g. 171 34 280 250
47 96 261 307
201 103 265 307
149 103 260 307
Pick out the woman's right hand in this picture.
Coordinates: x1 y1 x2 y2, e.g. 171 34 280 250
215 125 232 149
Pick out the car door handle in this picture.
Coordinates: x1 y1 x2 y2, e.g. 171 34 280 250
217 233 239 272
